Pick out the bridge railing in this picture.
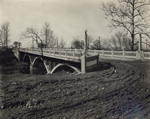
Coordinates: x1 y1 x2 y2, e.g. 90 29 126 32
143 52 150 60
19 48 83 59
19 48 150 60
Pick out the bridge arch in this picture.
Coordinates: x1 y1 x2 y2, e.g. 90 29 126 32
32 57 50 74
50 63 80 74
23 54 32 64
32 57 44 65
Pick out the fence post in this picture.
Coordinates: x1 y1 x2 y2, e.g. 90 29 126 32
136 51 141 60
141 51 144 60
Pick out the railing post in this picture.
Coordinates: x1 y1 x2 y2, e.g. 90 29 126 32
123 50 125 59
54 49 55 56
49 49 51 55
73 50 75 59
102 50 104 57
111 50 113 58
59 49 60 56
65 50 67 58
94 50 98 54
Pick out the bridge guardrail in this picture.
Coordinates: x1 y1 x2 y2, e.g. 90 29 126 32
19 48 150 60
144 52 150 60
19 48 82 60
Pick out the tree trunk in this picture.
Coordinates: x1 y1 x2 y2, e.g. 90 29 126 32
131 0 135 51
131 34 134 51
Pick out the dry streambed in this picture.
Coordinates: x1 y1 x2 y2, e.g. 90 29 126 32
1 61 150 119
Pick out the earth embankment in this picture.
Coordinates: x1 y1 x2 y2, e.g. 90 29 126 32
1 60 150 119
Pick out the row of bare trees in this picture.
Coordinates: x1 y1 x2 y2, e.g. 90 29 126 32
13 41 21 49
71 35 94 49
71 31 135 51
0 21 10 48
21 22 66 52
71 0 150 51
101 0 150 51
1 0 150 52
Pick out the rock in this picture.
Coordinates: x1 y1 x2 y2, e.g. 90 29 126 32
1 105 4 109
12 82 17 85
26 98 38 108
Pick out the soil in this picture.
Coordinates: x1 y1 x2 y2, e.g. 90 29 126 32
1 59 150 119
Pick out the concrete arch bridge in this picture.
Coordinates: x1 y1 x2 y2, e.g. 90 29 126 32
14 48 99 74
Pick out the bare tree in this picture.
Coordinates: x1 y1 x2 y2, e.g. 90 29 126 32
1 21 10 48
41 22 55 48
87 35 94 49
22 26 44 55
109 31 132 50
102 39 111 50
13 41 21 49
71 36 84 49
0 30 3 46
101 0 150 51
59 37 66 49
91 37 101 50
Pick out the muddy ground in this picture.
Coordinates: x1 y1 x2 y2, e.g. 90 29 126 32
1 59 150 119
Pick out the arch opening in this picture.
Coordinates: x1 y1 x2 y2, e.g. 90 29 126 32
32 57 47 74
20 54 32 74
51 63 80 74
23 54 31 64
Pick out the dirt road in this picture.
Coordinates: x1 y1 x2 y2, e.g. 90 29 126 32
1 60 150 119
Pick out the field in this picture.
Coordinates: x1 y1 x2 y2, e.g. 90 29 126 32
1 59 150 119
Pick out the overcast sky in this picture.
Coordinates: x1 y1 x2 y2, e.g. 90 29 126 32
0 0 118 48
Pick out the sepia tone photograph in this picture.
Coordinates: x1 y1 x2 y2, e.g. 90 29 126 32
1 0 150 118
